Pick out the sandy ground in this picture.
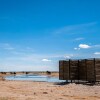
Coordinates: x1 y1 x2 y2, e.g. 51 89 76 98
0 80 100 100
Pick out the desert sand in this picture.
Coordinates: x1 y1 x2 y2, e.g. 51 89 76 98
0 79 100 100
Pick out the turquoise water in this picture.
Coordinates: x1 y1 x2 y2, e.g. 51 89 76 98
5 74 66 82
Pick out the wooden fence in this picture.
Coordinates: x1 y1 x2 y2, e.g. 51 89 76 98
59 58 100 82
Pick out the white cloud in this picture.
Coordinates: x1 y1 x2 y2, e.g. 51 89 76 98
4 47 15 50
64 56 71 59
74 48 77 50
0 43 15 50
26 47 34 51
79 44 91 49
75 38 84 41
74 44 91 50
42 59 51 62
53 22 97 35
74 47 80 50
94 45 100 48
94 52 100 55
64 54 74 59
74 44 100 50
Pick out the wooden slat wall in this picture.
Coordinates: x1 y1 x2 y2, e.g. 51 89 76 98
59 61 64 80
95 59 100 81
59 58 100 82
63 61 69 80
70 60 78 80
79 59 86 80
59 60 69 80
86 59 95 81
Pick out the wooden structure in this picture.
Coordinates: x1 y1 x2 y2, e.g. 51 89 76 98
59 58 100 83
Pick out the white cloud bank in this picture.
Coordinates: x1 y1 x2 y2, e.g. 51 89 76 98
0 43 15 50
64 54 74 59
75 38 84 41
94 52 100 55
53 22 97 35
42 59 51 62
74 47 80 50
79 44 91 49
74 44 91 50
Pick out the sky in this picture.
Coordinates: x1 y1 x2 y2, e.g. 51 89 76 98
0 0 100 71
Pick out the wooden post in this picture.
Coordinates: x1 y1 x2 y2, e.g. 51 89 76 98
69 59 71 83
59 61 60 79
78 60 80 83
85 59 87 82
63 61 64 80
94 58 96 83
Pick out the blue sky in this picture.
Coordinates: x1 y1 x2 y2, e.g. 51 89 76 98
0 0 100 71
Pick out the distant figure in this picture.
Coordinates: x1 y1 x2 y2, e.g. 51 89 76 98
26 72 29 75
10 72 13 74
1 72 6 74
46 71 51 75
10 72 16 76
14 72 16 76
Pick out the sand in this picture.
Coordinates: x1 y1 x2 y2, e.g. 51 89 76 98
0 80 100 100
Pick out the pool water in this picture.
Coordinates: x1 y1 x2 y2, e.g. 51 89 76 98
5 74 66 82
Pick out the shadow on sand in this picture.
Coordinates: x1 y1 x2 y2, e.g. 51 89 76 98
54 81 100 86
